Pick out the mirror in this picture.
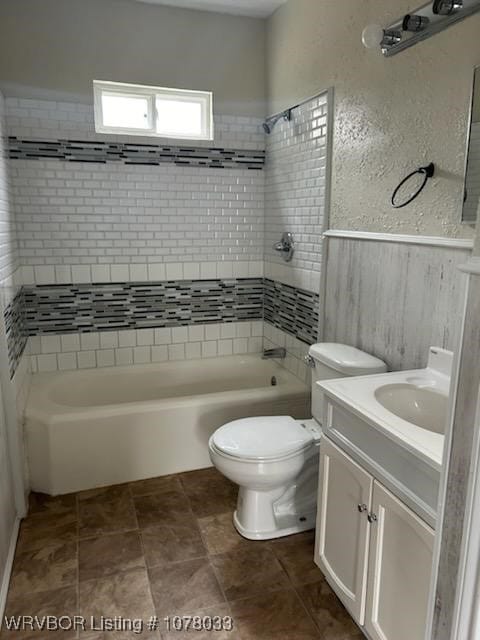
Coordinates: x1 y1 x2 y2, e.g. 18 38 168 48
463 67 480 224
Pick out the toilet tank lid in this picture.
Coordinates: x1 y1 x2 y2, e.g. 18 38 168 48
308 343 387 376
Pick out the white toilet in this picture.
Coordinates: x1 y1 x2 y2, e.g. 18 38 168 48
209 343 387 540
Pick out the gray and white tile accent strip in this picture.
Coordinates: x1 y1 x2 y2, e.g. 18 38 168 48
264 278 320 345
8 138 265 170
4 290 27 378
4 277 320 377
24 278 264 335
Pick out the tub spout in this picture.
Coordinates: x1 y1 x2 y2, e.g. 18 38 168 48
262 348 286 360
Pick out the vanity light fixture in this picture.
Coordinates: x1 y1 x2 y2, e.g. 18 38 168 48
362 0 480 56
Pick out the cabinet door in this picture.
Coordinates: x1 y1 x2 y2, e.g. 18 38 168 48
315 438 373 625
365 481 435 640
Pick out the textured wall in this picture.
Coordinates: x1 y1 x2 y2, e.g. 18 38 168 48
324 236 470 371
0 0 266 117
267 0 480 238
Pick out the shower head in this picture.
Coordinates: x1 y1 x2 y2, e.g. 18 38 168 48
263 109 292 135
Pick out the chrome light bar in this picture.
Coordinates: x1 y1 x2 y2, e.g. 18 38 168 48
366 0 480 57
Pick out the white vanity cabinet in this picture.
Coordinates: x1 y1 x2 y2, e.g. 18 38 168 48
315 436 372 624
315 438 435 640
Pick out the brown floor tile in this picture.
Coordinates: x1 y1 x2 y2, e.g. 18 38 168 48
180 468 238 518
297 578 362 639
210 546 290 601
197 511 261 556
78 485 137 537
129 474 184 497
149 558 225 618
17 512 78 552
77 484 130 501
1 585 77 639
4 472 360 640
79 531 144 582
270 530 322 586
28 492 77 518
134 490 194 529
229 588 320 640
161 604 241 640
9 541 77 597
79 566 155 639
141 522 206 567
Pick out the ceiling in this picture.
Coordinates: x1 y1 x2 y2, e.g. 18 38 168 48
133 0 287 18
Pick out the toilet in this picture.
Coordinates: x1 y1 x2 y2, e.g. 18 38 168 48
209 343 387 540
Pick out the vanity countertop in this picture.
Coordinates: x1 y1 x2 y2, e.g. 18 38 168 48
318 365 449 471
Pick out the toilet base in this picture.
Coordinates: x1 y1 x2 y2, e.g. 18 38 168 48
231 452 319 540
233 509 315 540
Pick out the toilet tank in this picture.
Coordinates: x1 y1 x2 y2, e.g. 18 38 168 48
309 343 387 424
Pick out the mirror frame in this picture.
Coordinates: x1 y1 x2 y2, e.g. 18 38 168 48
462 65 480 225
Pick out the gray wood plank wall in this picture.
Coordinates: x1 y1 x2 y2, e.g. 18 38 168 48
323 238 471 371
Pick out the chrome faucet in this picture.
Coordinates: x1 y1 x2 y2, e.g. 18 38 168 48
273 232 295 262
262 347 286 360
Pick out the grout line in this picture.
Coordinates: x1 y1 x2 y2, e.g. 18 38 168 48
132 498 158 634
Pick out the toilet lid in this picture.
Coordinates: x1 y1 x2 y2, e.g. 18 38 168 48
211 416 314 460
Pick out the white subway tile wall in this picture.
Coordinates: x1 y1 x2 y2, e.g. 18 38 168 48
29 320 264 373
0 92 31 535
3 94 329 379
264 93 329 293
263 322 310 383
0 93 19 299
464 122 480 224
6 98 265 278
1 92 28 382
5 99 265 151
17 260 264 285
9 160 265 270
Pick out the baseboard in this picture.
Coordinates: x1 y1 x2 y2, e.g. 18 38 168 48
0 517 20 626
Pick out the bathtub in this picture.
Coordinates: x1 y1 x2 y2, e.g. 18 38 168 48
25 355 310 495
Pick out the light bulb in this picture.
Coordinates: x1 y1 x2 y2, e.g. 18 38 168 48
362 24 385 49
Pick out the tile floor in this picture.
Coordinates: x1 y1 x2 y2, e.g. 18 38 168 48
2 467 362 640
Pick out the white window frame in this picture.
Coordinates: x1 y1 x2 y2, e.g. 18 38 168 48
93 80 214 141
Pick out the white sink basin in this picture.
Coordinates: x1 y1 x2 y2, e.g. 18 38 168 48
374 383 448 434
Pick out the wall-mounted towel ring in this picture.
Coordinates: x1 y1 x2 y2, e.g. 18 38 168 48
391 163 435 209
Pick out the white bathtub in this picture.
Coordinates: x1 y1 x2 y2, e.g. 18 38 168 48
25 355 310 495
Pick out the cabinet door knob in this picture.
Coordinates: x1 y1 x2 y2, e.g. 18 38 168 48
368 513 378 523
357 504 368 513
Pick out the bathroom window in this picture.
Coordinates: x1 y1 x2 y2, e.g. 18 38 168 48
93 80 213 140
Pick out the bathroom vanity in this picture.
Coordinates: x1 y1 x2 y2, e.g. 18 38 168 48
314 347 451 640
316 438 434 640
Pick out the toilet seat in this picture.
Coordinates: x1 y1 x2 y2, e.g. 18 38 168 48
210 416 318 462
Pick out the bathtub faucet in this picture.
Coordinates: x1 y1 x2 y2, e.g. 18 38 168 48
262 347 286 360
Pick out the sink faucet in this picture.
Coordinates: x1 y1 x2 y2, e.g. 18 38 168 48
262 347 286 360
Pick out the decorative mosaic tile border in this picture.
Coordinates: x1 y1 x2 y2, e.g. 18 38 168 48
4 277 320 377
8 138 265 170
4 289 27 378
264 278 320 345
24 279 264 335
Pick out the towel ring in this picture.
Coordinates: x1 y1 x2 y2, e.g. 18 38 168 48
391 163 435 209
